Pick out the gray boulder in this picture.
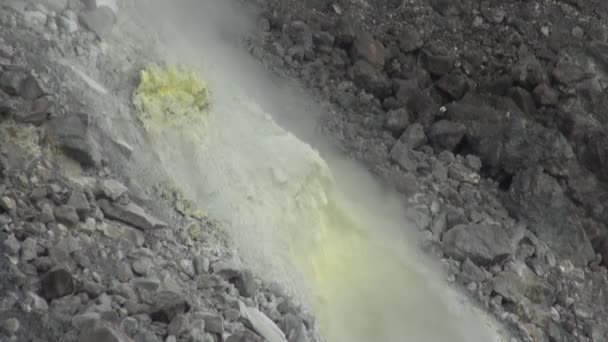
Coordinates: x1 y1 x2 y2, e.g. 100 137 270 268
98 199 167 231
442 223 514 265
508 167 595 266
48 112 102 168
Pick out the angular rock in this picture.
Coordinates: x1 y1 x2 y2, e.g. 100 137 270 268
77 321 134 342
226 329 262 342
350 30 385 68
279 313 309 342
427 120 466 151
149 291 190 323
492 264 554 306
212 262 257 298
508 87 536 116
67 190 91 220
349 60 391 99
200 313 223 334
79 6 116 39
384 108 410 134
99 179 128 201
20 237 38 261
239 302 287 342
532 84 559 106
48 112 102 168
399 28 423 52
0 318 19 335
167 314 189 337
436 72 470 100
420 51 454 75
54 205 80 226
552 63 589 84
40 267 75 300
98 199 167 231
3 234 20 255
389 140 417 172
458 258 489 284
398 122 427 149
442 223 514 265
508 167 595 266
448 163 480 184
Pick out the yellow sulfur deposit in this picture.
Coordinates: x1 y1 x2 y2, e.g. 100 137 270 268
133 64 209 131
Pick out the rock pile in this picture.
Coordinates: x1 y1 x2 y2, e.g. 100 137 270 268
0 2 320 341
245 0 608 340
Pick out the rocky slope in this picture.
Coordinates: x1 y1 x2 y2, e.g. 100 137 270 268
0 1 320 342
241 0 608 341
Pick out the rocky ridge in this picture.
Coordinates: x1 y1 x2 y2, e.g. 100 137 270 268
242 0 608 341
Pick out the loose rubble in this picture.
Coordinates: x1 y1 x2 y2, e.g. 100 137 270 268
244 0 608 340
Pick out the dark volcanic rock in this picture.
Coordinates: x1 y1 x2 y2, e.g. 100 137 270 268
442 223 515 265
350 30 386 68
98 199 167 231
436 72 470 100
40 267 75 300
427 120 466 152
149 291 190 323
384 108 410 135
48 112 102 168
508 167 595 266
349 60 391 98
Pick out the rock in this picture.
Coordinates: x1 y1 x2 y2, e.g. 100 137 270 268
200 313 223 334
100 179 128 200
79 6 116 39
508 167 595 266
19 75 44 100
98 199 167 231
77 321 134 342
117 263 134 282
20 237 38 261
40 267 75 300
427 120 466 151
389 140 417 172
193 256 209 275
465 155 482 171
149 291 190 323
552 63 589 84
120 317 139 337
68 190 91 220
0 66 28 96
350 30 385 68
54 205 80 225
399 28 423 52
420 51 454 75
349 60 391 98
133 278 161 292
279 313 309 342
0 318 19 335
3 234 20 255
398 122 427 149
168 314 189 337
458 258 489 284
532 83 559 106
436 72 470 100
48 112 102 168
442 223 515 265
0 196 16 213
448 163 480 185
72 312 101 329
430 211 447 237
212 262 257 298
226 329 262 342
132 258 152 276
492 263 554 306
239 302 288 342
285 21 313 50
58 12 79 33
508 87 536 116
384 108 410 134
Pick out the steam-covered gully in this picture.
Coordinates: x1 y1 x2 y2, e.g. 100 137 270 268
1 1 608 342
